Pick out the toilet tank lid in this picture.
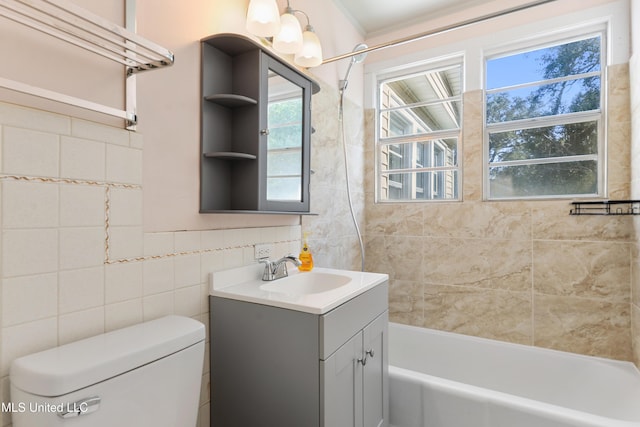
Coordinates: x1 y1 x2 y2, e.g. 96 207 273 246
10 315 205 397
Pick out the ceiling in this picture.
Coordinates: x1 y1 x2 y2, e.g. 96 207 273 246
332 0 488 36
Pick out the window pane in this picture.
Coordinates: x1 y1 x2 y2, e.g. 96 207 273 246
382 101 461 137
489 121 598 163
489 161 597 198
382 66 462 103
486 36 601 90
381 139 458 172
486 76 600 123
380 170 459 201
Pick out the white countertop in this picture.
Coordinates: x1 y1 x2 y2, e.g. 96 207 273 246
209 264 388 314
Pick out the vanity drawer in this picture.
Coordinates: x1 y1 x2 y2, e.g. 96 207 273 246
319 282 388 360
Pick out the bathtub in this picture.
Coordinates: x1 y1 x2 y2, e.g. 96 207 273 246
388 322 640 427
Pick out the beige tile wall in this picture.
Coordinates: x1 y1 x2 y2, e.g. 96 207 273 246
631 52 640 367
302 81 365 271
364 63 635 361
0 101 300 427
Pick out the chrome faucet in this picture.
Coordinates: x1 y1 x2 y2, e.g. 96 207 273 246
260 255 302 281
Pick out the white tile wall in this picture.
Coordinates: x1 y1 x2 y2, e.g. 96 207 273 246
0 101 301 427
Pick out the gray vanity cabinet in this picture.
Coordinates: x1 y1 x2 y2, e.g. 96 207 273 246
322 311 388 427
209 282 389 427
200 33 317 214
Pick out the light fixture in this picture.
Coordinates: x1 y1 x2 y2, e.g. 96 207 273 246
245 0 281 37
272 7 303 54
294 24 323 68
245 0 323 68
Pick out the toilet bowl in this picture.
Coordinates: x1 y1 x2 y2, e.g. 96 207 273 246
9 315 205 427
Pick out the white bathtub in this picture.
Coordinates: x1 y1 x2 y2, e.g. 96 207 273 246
388 322 640 427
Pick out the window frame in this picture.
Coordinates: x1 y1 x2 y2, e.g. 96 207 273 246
483 30 607 201
375 57 464 203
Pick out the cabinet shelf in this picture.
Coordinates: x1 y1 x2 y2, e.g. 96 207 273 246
570 200 640 215
204 94 258 107
203 152 257 160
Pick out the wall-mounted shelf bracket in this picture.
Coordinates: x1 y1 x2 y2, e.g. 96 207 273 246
570 200 640 216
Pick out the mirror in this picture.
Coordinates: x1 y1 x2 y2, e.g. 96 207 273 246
266 69 304 203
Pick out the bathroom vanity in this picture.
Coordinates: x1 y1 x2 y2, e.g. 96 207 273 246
209 265 389 427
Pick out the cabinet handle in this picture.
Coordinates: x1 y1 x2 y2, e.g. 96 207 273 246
357 349 375 366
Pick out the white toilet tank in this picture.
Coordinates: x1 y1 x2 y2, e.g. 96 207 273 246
9 315 205 427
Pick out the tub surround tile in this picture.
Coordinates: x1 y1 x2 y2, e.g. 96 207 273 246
533 241 631 302
388 280 424 326
462 90 484 201
532 201 634 241
422 202 531 240
423 284 532 345
366 203 423 236
534 294 632 360
423 237 531 292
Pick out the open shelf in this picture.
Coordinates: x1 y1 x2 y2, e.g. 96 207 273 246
570 200 640 215
203 152 257 160
204 94 258 107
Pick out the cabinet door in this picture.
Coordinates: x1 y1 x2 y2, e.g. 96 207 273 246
363 311 389 427
322 332 363 427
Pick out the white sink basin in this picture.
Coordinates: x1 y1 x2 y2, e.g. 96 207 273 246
209 266 388 314
260 272 351 296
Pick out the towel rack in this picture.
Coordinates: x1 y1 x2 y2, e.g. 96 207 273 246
0 0 174 129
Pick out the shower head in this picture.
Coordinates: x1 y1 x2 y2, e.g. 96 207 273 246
350 43 368 64
339 43 368 93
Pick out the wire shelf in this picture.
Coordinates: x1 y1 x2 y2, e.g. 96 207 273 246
569 200 640 216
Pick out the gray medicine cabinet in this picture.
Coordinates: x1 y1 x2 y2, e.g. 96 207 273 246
200 33 320 214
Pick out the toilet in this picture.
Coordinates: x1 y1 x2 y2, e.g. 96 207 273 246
9 315 205 427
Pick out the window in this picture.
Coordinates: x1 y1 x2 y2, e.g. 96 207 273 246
485 33 604 199
376 62 462 202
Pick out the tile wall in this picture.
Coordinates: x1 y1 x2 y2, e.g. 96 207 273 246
631 51 640 366
364 63 635 361
0 101 300 427
302 81 365 271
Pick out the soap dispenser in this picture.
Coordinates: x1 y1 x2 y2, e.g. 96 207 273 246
298 232 314 272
